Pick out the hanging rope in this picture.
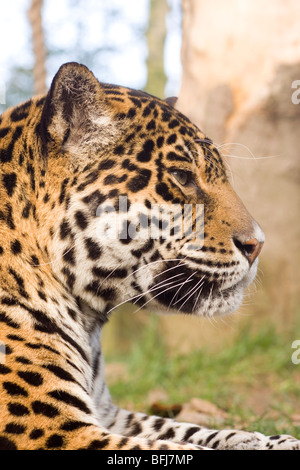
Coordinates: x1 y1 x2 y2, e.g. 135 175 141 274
28 0 47 95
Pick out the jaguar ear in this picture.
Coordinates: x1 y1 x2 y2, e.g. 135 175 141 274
164 96 178 107
39 62 116 157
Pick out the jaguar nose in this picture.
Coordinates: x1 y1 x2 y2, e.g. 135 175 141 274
233 237 264 265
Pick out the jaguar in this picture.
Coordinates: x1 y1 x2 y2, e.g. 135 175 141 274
0 62 299 450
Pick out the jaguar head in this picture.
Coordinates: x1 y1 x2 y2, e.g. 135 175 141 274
39 63 264 319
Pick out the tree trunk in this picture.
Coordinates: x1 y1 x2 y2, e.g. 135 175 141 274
145 0 168 98
178 0 300 319
28 0 47 95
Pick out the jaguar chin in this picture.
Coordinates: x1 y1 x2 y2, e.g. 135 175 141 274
143 255 260 318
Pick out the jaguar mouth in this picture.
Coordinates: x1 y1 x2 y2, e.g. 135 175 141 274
143 259 258 317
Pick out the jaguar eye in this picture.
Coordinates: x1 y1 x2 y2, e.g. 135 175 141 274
172 170 189 186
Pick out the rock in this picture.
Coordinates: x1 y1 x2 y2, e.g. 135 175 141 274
175 397 229 427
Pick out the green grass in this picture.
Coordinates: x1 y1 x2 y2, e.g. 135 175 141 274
106 314 300 438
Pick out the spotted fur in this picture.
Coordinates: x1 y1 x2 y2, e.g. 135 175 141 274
0 63 298 450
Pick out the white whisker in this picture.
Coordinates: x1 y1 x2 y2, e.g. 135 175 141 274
178 277 205 311
124 258 183 283
133 278 195 314
106 273 186 315
170 271 196 307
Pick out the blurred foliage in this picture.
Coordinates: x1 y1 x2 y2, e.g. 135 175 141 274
1 0 180 106
1 0 151 107
3 66 34 108
44 0 123 82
